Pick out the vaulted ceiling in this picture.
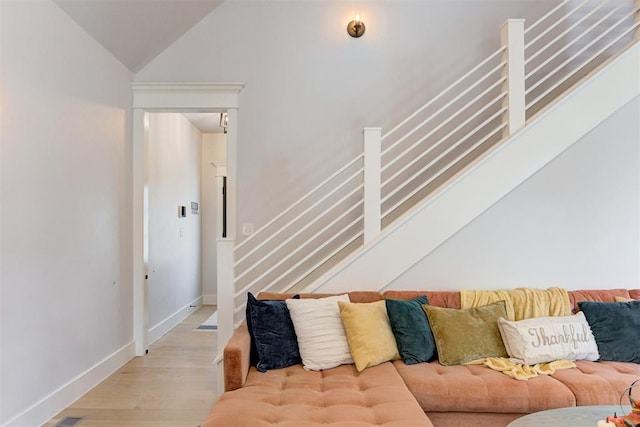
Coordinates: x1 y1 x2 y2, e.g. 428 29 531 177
53 0 224 73
52 0 226 133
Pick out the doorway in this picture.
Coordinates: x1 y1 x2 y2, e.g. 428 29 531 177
131 82 243 355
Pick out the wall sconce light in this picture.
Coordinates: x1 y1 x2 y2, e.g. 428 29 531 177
347 14 365 38
219 112 228 134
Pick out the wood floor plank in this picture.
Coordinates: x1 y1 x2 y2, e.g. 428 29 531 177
43 306 218 427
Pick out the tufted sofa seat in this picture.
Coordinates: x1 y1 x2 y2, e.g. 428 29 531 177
548 360 640 406
203 362 433 426
392 358 576 426
204 289 640 427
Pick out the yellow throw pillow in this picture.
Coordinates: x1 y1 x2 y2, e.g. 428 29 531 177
338 300 400 372
615 296 634 302
423 301 508 366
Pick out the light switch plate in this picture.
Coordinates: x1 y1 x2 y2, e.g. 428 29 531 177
242 223 255 235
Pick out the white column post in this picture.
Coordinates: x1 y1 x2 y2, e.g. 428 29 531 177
213 162 227 238
216 238 235 395
500 19 526 138
363 127 382 245
216 108 237 395
132 108 148 356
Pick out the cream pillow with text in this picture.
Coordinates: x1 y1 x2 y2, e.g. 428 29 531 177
497 312 599 365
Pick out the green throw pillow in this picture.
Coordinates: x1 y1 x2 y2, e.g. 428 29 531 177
578 300 640 363
423 301 508 366
385 296 437 364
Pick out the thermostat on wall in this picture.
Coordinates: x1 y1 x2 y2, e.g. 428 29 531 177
191 202 199 214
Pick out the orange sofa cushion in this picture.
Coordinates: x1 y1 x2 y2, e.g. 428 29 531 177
205 362 432 427
393 359 576 414
550 360 640 406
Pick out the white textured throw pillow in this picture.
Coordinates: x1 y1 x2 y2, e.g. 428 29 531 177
286 295 354 370
497 312 599 365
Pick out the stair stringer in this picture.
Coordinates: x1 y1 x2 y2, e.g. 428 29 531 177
308 41 640 294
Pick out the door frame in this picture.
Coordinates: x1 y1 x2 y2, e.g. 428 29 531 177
131 82 244 355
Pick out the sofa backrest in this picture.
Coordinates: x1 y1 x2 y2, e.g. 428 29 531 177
258 288 639 309
382 289 640 312
383 290 461 308
567 289 632 312
257 291 383 303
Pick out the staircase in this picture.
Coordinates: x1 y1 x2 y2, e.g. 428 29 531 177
313 40 640 293
216 0 640 371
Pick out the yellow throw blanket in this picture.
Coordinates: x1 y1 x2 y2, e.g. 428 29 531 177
460 287 571 321
467 357 576 380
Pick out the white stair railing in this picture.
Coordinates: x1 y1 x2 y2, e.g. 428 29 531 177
229 152 365 323
379 44 510 225
217 0 640 341
525 0 639 117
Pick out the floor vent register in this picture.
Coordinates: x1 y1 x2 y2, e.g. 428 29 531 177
55 417 84 426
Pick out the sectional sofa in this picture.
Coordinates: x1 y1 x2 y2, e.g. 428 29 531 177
203 288 640 427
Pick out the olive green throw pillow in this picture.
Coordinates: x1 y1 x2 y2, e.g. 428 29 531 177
423 301 508 366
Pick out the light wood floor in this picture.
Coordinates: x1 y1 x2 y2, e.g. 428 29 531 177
44 306 218 427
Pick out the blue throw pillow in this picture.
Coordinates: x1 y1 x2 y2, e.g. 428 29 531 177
245 293 301 372
385 296 437 364
578 300 640 363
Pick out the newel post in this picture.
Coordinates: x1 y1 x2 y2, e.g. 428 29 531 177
501 19 526 138
363 127 382 245
216 238 235 394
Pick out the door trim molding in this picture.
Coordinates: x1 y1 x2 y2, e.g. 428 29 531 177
131 82 244 355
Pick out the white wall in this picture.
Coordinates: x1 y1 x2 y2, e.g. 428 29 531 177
135 0 561 242
389 97 640 291
0 0 133 425
147 113 203 332
201 133 227 304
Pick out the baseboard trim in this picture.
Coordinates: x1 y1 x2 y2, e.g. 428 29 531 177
2 341 135 427
202 294 217 305
148 296 202 344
